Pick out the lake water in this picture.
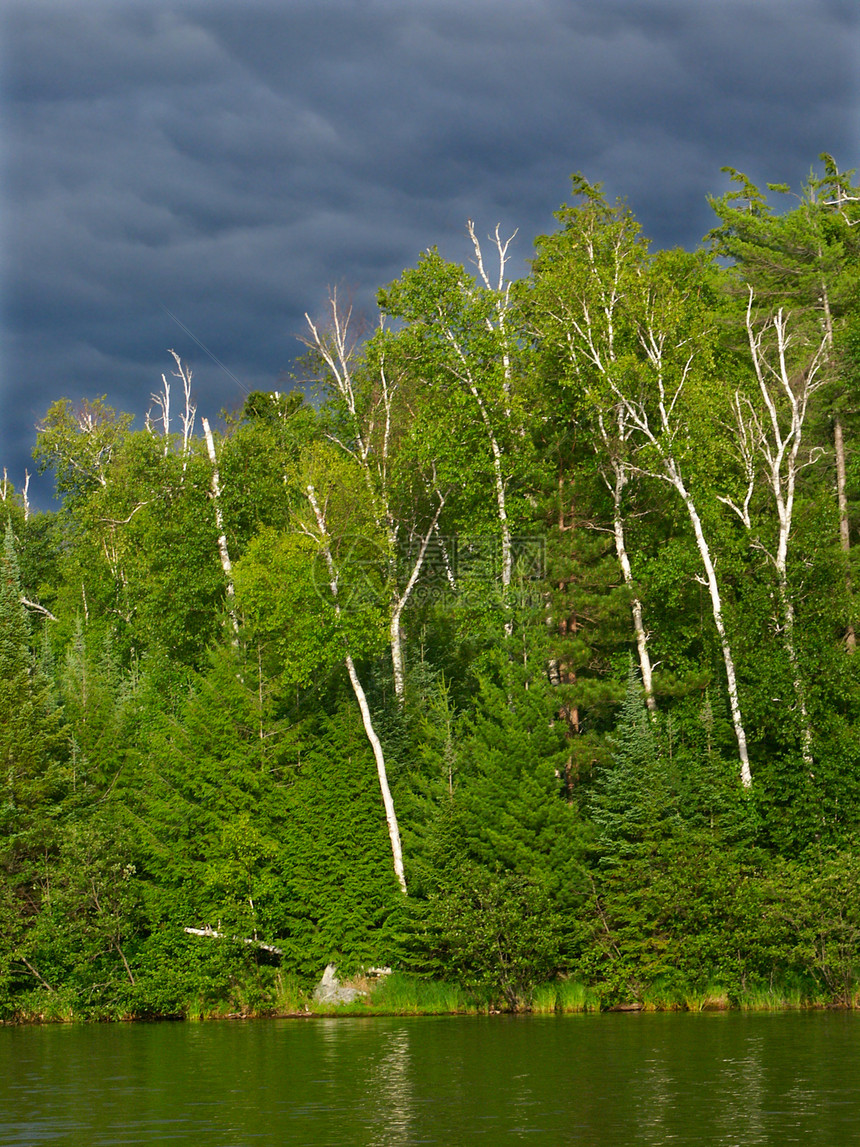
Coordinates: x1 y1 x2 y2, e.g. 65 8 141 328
2 1011 859 1145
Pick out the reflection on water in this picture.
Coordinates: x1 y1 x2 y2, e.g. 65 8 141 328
636 1049 673 1140
366 1026 412 1146
718 1034 767 1145
1 1012 860 1145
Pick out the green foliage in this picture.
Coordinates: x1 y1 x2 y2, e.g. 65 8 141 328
762 842 860 1004
34 397 133 504
590 665 675 865
410 864 564 1009
275 708 405 977
455 663 586 907
6 158 860 1019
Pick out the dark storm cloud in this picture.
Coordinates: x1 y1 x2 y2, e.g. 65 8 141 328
1 0 857 504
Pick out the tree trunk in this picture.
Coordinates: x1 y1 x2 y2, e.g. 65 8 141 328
834 417 856 652
680 483 752 788
202 417 239 635
387 497 445 701
820 285 855 652
390 609 406 701
744 302 820 763
776 581 814 767
610 464 656 712
467 382 513 604
307 485 407 893
344 651 407 894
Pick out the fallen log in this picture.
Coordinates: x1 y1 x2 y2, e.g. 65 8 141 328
183 926 282 956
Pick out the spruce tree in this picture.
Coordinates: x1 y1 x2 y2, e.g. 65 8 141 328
590 662 672 865
456 664 584 907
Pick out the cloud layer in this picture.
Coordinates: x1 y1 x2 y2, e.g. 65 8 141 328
1 0 858 503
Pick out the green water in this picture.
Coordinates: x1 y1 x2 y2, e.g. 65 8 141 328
1 1012 859 1145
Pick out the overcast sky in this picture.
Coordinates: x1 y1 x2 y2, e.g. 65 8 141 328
1 0 858 505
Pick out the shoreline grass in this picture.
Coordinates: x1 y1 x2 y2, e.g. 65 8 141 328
4 972 857 1025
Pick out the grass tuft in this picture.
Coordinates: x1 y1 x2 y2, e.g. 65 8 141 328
736 981 805 1011
528 979 600 1013
641 978 684 1012
529 983 558 1013
684 984 730 1012
369 972 468 1014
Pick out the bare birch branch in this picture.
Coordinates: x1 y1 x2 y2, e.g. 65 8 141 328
21 597 58 621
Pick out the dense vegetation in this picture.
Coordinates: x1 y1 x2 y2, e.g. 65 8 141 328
3 158 860 1019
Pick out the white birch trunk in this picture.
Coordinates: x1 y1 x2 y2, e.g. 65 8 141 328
445 325 513 601
596 406 657 713
776 583 813 767
743 300 826 767
461 370 512 632
609 363 752 786
202 417 239 635
307 485 407 894
470 394 513 595
550 219 657 700
468 219 517 413
834 417 856 652
680 482 752 788
609 463 656 713
388 495 444 700
618 315 753 786
306 298 449 694
819 283 855 652
440 239 517 633
344 650 407 894
390 611 406 702
769 461 814 771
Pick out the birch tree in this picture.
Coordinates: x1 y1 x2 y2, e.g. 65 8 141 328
232 437 405 891
303 483 406 893
720 296 828 766
202 417 239 636
147 350 197 469
33 386 231 669
709 160 860 651
529 182 658 709
535 190 751 782
34 398 133 503
378 229 530 636
304 292 446 699
597 407 657 712
626 252 755 784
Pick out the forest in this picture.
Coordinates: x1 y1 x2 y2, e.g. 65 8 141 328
2 158 860 1020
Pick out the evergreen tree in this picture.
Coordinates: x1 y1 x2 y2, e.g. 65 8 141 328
0 524 65 812
0 524 67 1014
456 662 585 907
590 663 673 865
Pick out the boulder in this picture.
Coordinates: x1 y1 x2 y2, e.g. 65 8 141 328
312 963 365 1005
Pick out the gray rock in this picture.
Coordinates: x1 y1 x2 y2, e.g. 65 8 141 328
313 963 365 1005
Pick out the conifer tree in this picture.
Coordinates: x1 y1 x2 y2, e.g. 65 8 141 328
456 663 584 906
0 523 62 810
590 662 672 866
0 524 66 1009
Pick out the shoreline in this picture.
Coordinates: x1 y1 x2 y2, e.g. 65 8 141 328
5 984 858 1026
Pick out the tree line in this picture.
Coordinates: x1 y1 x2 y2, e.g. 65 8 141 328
2 156 860 1018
